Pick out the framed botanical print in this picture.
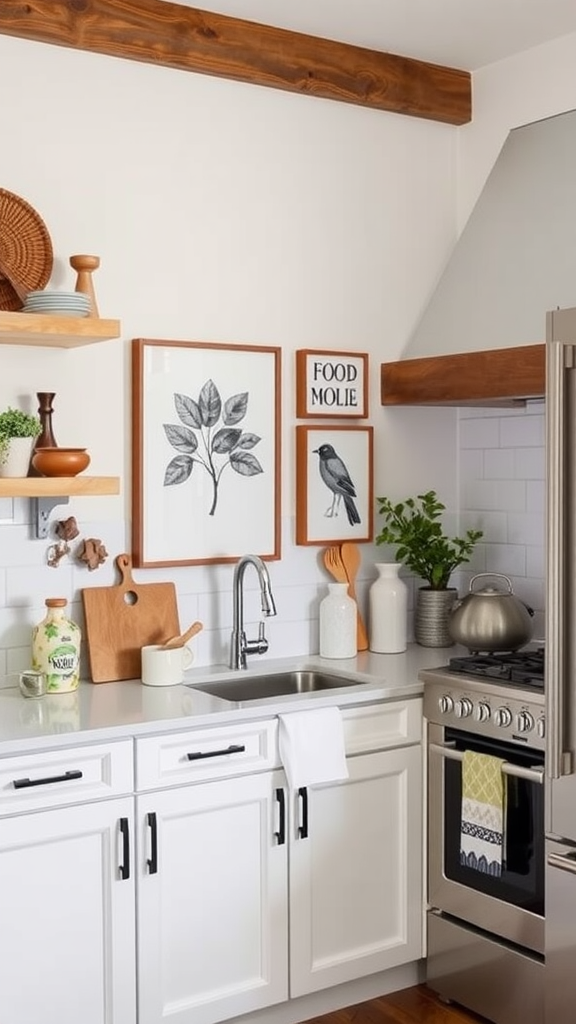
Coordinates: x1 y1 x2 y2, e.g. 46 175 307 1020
132 338 281 567
296 424 374 545
295 349 369 418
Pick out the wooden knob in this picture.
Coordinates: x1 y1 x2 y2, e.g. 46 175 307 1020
69 253 100 317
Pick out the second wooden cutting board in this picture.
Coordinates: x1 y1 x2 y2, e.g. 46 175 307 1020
81 553 181 683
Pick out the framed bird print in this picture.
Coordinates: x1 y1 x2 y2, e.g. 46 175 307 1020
295 349 369 418
295 425 374 545
132 338 282 566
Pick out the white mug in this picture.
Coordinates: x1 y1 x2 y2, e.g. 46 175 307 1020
141 644 194 687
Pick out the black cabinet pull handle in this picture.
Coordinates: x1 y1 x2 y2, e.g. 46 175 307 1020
298 786 309 839
119 817 130 881
147 812 158 875
13 769 83 790
187 744 246 761
274 787 286 845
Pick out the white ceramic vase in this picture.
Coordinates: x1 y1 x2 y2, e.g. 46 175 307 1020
0 436 34 478
319 582 357 659
369 562 408 653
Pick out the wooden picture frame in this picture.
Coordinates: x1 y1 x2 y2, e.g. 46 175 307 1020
295 349 369 418
296 424 374 545
132 338 281 567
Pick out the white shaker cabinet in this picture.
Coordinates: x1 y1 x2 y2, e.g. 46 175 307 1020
134 700 423 1024
136 719 285 1024
0 741 135 1024
289 742 422 996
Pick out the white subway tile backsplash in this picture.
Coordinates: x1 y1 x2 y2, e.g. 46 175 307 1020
483 448 515 480
514 447 545 480
507 512 545 546
527 480 545 514
500 414 545 448
457 406 545 638
462 478 526 512
459 417 500 448
482 544 526 577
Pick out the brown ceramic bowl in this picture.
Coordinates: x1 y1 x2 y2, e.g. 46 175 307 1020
32 447 91 477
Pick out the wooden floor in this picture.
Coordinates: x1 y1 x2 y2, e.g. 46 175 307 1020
303 984 489 1024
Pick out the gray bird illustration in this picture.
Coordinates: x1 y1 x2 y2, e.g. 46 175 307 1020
313 443 361 526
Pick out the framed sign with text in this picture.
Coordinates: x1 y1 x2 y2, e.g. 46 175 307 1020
295 349 369 419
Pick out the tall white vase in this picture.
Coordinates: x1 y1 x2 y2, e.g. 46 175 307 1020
369 562 408 654
319 583 357 659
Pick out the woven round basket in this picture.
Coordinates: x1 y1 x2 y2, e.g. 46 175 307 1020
0 188 53 311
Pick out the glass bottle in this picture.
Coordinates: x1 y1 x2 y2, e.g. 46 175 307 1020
319 582 357 659
32 598 81 693
369 562 408 653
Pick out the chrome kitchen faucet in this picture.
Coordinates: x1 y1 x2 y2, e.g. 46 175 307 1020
229 554 277 670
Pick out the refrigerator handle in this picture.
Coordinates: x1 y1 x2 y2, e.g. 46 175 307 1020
546 334 574 779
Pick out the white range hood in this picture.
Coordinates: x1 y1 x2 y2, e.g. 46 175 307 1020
405 108 576 358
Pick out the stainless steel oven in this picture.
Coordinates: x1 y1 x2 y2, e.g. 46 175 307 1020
421 656 546 1024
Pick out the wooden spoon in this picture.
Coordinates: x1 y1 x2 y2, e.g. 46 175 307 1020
340 542 368 651
323 545 348 584
161 620 203 650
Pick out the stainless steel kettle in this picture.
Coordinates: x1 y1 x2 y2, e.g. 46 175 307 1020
447 573 534 652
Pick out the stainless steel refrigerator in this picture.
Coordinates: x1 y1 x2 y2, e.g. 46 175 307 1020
546 305 576 1022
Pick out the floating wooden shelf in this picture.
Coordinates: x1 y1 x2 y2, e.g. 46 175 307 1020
0 311 121 347
0 476 120 498
381 344 546 406
0 477 121 538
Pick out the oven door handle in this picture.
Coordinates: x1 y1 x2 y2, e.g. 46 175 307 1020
429 742 544 784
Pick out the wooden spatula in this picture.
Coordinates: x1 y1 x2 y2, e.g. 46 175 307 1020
161 620 203 650
340 542 368 651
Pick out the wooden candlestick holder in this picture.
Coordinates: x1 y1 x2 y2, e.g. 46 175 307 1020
70 254 100 317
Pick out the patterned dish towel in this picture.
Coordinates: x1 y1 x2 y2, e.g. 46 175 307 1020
460 750 505 877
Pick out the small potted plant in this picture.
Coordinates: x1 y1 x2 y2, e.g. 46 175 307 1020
0 407 42 478
374 490 483 647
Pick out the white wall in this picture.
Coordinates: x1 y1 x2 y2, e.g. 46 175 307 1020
0 29 570 680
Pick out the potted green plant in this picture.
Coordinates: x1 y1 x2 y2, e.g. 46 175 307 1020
0 407 42 478
374 490 483 647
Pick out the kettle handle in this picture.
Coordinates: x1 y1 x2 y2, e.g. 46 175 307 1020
469 572 513 594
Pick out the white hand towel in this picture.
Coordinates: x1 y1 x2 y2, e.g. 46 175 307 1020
278 707 349 789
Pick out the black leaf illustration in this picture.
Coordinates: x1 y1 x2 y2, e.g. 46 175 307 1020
163 424 198 453
211 428 242 454
230 451 263 477
175 393 202 429
199 379 221 427
164 455 194 485
237 432 261 450
223 392 248 426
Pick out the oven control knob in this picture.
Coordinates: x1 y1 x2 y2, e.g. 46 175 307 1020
495 706 513 728
438 695 454 714
475 701 491 723
517 710 535 733
537 716 546 739
455 698 473 718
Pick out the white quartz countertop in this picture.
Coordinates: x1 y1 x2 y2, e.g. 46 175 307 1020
0 645 460 755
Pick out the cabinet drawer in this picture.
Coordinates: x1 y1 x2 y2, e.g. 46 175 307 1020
136 719 278 791
342 698 422 755
0 739 134 816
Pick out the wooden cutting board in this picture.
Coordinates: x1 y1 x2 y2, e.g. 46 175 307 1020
81 553 180 683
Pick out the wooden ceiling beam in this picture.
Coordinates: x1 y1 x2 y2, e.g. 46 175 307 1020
0 0 471 125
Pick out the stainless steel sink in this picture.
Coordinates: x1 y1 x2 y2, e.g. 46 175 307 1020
190 669 363 702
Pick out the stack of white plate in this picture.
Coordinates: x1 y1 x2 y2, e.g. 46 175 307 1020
23 290 92 317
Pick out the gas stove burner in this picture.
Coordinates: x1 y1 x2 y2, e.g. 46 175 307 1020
448 648 544 688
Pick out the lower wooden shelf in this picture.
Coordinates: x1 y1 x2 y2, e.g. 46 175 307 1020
0 476 120 497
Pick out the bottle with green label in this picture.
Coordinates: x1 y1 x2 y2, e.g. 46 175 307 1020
32 598 81 694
